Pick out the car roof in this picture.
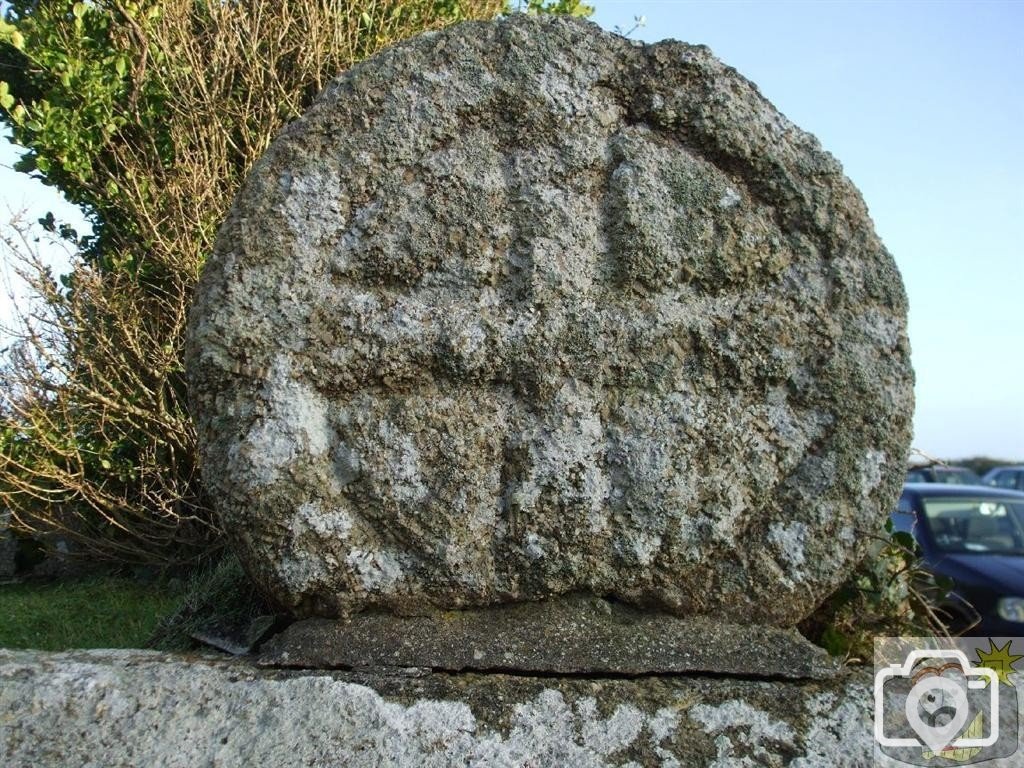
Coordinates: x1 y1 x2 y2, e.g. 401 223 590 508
903 482 1024 500
906 465 977 474
986 466 1024 472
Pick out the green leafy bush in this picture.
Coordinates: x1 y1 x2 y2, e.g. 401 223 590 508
801 518 956 662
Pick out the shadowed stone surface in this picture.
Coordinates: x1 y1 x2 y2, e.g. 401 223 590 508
258 595 839 679
186 15 913 624
0 650 876 767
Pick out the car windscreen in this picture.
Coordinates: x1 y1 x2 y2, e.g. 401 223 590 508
923 497 1024 554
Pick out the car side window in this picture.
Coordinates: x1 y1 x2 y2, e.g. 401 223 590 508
906 470 926 483
994 471 1018 489
891 498 917 535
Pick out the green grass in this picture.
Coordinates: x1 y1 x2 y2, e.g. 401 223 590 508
0 575 188 651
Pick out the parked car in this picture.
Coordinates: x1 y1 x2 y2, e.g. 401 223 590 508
983 466 1024 492
892 483 1024 635
904 465 983 485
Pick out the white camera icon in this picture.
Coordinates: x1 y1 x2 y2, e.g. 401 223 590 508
874 648 1000 752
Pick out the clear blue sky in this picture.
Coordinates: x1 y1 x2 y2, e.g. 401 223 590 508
1 1 1021 460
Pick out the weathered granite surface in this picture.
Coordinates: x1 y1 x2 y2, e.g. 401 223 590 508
186 14 914 623
259 594 840 679
0 650 877 767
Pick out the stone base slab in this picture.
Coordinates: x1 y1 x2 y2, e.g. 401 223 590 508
0 649 879 766
258 595 839 679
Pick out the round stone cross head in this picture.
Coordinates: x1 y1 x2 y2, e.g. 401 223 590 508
187 15 913 625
